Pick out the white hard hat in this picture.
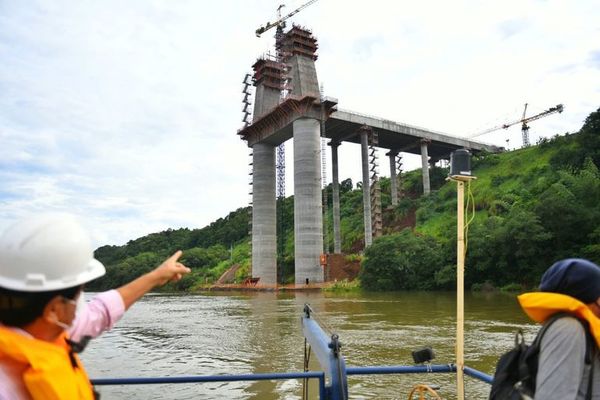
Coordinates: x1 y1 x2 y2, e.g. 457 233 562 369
0 213 106 292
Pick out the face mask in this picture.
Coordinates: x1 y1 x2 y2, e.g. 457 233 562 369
48 292 85 330
48 312 71 330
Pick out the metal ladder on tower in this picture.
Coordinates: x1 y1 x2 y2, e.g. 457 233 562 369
241 72 254 264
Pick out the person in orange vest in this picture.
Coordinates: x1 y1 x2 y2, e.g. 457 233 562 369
518 258 600 399
0 213 191 399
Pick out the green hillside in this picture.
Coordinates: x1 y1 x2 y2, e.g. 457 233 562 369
91 107 600 292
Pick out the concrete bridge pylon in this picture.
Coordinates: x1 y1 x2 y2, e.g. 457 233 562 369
242 25 329 285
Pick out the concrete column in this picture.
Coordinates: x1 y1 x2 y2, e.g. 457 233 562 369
294 118 324 284
420 140 431 195
251 143 277 284
331 142 341 254
388 150 398 206
360 130 372 246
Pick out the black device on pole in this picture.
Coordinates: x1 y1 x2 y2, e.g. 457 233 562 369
449 149 471 177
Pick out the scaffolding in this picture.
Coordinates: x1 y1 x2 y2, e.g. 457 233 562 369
241 73 253 128
252 56 287 91
247 150 253 267
275 26 291 284
242 73 255 268
368 131 382 238
280 25 319 60
320 83 328 254
396 153 404 200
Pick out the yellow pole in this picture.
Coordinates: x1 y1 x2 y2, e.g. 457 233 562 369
456 179 465 400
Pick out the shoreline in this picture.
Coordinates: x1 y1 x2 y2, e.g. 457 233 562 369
205 283 329 292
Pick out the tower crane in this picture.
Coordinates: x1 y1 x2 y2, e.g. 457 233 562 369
255 0 319 37
470 103 564 147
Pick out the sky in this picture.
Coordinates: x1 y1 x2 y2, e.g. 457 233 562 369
1 0 599 247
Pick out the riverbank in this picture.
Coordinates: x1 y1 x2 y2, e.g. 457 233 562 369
207 282 328 292
204 278 361 293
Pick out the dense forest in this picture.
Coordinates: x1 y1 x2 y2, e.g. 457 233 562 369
90 107 600 292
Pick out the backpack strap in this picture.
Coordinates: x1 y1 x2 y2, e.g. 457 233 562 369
585 356 593 400
585 332 595 400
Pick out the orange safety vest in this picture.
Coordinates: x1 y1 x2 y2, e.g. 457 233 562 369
0 326 95 400
518 292 600 349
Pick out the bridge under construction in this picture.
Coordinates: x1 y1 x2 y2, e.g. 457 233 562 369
238 26 501 286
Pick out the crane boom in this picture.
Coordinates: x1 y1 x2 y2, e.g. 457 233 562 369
469 103 564 139
255 0 319 37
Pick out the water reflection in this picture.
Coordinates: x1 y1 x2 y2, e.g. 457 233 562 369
82 291 536 399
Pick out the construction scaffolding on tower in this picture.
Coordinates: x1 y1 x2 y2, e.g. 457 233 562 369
274 15 294 284
320 83 328 254
241 73 255 265
281 25 319 60
368 130 382 238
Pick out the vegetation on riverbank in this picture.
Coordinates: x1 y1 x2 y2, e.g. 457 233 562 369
90 107 600 292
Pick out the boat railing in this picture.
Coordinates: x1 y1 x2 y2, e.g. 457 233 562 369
91 304 493 399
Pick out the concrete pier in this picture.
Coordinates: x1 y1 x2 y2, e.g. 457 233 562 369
331 142 341 253
294 118 324 284
420 139 431 195
360 129 372 246
251 143 277 284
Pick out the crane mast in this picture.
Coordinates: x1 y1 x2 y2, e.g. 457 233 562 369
255 0 319 37
470 103 564 147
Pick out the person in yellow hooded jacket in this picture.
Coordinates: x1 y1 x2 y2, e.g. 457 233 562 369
518 258 600 399
0 213 191 400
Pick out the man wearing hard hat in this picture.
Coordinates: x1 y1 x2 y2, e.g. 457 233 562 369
0 213 191 399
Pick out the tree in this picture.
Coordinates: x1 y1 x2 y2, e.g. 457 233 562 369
360 230 443 291
181 245 229 270
578 106 600 167
535 182 593 259
466 207 551 287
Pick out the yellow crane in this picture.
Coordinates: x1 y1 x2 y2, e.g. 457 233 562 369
471 103 564 147
255 0 319 37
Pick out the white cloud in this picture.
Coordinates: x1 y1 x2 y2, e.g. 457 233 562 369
1 0 599 246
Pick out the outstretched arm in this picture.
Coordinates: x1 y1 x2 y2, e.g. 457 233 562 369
117 250 191 310
69 251 191 341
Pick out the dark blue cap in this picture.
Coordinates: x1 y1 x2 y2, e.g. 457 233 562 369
540 258 600 304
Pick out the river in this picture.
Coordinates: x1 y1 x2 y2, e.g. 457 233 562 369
82 291 538 399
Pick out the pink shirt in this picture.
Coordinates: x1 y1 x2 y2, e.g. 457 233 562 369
0 290 126 400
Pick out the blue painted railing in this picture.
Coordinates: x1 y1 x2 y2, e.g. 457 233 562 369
91 304 494 399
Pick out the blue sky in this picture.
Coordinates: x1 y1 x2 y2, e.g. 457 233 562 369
1 0 599 247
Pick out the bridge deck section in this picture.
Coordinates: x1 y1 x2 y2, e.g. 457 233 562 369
327 109 502 159
238 97 502 158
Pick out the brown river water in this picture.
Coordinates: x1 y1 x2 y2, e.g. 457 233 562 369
82 291 539 399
